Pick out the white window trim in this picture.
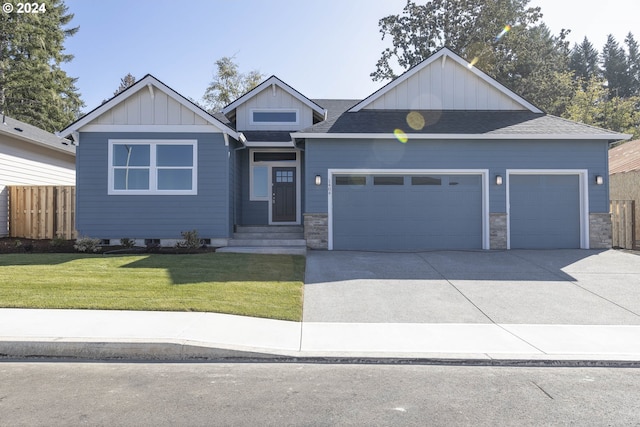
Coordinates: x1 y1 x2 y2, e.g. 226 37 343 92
249 108 299 126
327 169 489 251
108 139 198 196
505 169 589 249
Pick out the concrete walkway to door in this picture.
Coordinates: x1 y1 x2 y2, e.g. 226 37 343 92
303 249 640 324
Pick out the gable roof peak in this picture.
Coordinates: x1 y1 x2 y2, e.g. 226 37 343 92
222 75 326 120
349 47 542 114
59 74 238 138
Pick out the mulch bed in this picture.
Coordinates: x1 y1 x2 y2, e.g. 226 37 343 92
0 238 217 254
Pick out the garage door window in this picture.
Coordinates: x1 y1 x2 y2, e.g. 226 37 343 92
335 176 366 186
373 176 404 185
448 175 480 186
411 176 442 186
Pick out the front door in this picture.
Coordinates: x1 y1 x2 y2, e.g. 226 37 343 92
272 167 296 222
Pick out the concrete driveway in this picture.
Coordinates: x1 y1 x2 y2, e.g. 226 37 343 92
303 249 640 325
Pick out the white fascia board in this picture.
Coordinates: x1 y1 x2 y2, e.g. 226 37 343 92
292 132 628 140
222 76 325 118
60 75 238 139
348 48 543 113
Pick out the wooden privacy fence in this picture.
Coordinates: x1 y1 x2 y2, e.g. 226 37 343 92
611 200 636 249
9 186 76 240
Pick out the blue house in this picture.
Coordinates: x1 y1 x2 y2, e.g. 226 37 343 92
60 48 629 251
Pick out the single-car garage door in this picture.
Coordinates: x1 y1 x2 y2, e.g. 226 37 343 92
509 174 581 249
332 173 483 250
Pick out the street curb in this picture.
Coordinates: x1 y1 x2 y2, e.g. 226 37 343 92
2 340 640 368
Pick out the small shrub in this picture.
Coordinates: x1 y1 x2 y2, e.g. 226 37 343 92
14 239 22 248
74 236 102 253
50 235 67 247
120 238 136 248
175 229 201 249
145 239 161 253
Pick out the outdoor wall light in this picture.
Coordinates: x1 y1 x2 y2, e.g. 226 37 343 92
315 175 322 186
495 175 503 185
595 175 604 185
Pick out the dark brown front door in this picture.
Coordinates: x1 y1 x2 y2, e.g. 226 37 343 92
272 167 296 222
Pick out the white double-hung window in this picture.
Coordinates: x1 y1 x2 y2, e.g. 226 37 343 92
108 140 197 195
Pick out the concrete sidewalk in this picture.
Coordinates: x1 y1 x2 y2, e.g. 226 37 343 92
2 308 640 362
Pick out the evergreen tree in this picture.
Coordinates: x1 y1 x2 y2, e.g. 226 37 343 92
624 33 640 96
102 73 137 104
202 57 264 113
0 0 83 132
114 73 136 96
569 37 600 86
601 34 632 98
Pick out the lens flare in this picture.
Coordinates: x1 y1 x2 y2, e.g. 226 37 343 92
494 24 512 42
394 128 408 143
406 111 425 130
468 56 479 68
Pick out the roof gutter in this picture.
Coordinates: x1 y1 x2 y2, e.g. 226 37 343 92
291 132 632 141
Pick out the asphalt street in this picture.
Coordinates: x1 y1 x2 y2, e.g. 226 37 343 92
1 362 639 426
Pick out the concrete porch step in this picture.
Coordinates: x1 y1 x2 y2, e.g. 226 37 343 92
235 225 303 234
234 232 304 240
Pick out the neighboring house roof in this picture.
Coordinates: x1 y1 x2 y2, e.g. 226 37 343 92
59 74 238 139
609 139 640 174
293 110 628 141
222 76 327 121
0 115 75 155
349 47 542 113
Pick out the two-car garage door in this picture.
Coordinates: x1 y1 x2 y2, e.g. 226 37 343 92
331 173 484 250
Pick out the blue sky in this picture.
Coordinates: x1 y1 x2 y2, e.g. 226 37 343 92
62 0 639 112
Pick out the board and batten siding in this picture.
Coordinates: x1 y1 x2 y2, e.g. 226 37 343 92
235 85 314 131
76 132 230 239
365 58 525 111
91 89 209 126
304 138 609 215
0 136 75 237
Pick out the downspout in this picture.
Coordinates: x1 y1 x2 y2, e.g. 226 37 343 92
230 133 247 233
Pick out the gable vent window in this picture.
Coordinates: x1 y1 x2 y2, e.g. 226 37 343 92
251 110 298 125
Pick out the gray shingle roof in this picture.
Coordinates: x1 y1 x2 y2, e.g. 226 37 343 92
298 110 623 138
0 115 75 154
312 99 360 119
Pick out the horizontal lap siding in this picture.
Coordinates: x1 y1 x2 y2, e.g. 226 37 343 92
305 138 608 214
77 132 229 239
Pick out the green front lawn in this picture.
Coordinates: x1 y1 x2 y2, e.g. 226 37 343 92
0 253 305 321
